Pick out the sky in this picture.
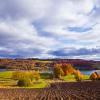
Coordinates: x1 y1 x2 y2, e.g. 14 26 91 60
0 0 100 60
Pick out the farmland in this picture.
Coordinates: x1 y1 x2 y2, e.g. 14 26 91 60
0 58 100 70
0 59 99 100
0 81 100 100
0 71 49 88
0 71 91 88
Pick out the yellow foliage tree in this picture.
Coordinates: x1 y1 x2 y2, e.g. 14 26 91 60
74 70 83 81
54 64 64 79
12 71 40 81
90 72 98 80
12 71 28 80
33 71 40 81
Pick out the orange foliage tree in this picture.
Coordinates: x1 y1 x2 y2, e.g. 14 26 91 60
54 63 76 76
90 72 100 80
61 63 75 75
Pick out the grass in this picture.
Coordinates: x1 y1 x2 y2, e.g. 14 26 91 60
63 74 90 81
40 73 52 79
0 80 17 87
63 74 76 81
0 79 48 88
82 75 90 80
32 60 52 63
31 80 48 88
0 71 13 79
0 71 90 88
0 71 17 87
0 71 48 88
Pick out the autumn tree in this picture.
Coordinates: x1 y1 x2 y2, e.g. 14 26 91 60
74 70 83 81
12 71 40 81
12 71 28 80
32 71 40 81
60 63 75 75
90 72 100 80
54 64 64 78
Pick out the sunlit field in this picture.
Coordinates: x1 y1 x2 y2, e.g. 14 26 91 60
0 71 90 88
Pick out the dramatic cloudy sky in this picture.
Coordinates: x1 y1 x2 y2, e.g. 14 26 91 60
0 0 100 60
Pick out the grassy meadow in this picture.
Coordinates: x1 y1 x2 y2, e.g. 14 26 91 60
0 71 90 88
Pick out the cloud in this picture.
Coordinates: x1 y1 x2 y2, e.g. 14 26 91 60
0 0 100 60
0 0 52 20
0 18 60 58
49 48 100 59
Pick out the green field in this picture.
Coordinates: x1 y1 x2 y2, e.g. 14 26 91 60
0 71 16 87
0 71 50 88
0 71 90 88
0 71 13 79
83 75 90 80
63 74 90 81
63 74 76 81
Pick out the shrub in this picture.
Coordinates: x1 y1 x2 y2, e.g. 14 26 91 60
90 72 100 80
12 71 40 81
17 78 32 87
12 71 29 80
28 71 35 81
74 70 83 81
32 71 40 81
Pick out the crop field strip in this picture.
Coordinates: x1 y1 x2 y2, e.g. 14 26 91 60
0 81 100 100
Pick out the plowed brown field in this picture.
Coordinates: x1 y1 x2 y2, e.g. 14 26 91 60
0 81 100 100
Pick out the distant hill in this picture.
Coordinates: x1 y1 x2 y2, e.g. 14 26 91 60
0 58 100 70
53 59 100 70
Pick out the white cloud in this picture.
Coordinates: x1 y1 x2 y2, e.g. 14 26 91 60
0 19 37 39
0 0 100 59
0 0 52 21
0 18 61 57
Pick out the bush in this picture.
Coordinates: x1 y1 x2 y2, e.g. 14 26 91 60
90 72 100 80
12 71 28 80
12 71 40 81
13 71 41 87
17 78 32 87
74 70 83 81
28 71 35 81
33 71 40 81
